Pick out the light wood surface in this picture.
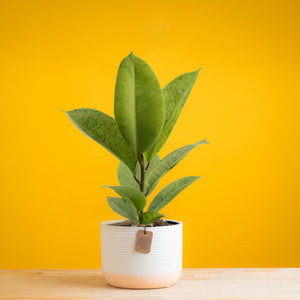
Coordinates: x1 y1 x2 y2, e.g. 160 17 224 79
0 268 300 299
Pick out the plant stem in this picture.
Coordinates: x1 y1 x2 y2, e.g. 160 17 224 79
136 153 146 222
139 154 145 194
133 175 139 184
145 161 150 171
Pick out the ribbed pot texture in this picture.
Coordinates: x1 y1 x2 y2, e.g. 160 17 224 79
100 219 182 289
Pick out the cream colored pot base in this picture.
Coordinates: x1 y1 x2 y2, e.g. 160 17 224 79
103 271 181 289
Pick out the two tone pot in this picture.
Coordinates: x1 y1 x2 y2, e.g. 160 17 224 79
100 219 182 289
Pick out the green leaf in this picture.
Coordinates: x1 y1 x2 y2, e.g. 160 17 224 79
65 108 137 173
105 185 146 212
139 211 165 225
107 197 137 222
145 69 200 161
114 52 165 154
148 176 200 212
145 139 208 196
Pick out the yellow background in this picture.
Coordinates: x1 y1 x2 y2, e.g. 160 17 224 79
0 0 299 269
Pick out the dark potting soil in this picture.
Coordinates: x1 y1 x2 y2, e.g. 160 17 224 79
110 219 178 227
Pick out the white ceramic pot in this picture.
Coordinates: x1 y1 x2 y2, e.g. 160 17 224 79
100 219 182 289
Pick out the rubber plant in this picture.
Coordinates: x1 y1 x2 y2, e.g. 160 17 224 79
64 53 208 226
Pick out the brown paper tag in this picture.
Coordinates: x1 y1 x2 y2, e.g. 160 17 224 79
135 229 153 253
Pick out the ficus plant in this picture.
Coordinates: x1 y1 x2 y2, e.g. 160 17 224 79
64 53 208 226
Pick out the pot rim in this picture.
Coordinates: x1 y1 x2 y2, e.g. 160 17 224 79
100 219 182 230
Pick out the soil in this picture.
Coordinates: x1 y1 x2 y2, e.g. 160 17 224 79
110 219 178 227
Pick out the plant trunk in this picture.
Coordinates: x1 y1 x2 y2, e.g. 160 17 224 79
139 154 145 194
137 154 145 220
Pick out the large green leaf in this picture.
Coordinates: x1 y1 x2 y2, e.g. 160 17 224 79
139 211 165 225
117 155 161 194
148 176 200 212
107 197 137 222
145 139 208 196
105 185 146 212
114 52 165 154
65 108 137 173
145 69 200 161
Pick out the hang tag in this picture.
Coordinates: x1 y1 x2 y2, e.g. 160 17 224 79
135 229 153 253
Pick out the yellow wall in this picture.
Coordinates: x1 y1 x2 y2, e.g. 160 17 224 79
0 0 299 269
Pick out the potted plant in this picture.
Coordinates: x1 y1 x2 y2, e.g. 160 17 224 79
63 53 208 289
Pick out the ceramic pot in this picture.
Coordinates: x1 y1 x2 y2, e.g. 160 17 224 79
100 219 182 289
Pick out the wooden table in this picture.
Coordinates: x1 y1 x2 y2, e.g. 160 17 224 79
0 269 299 299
